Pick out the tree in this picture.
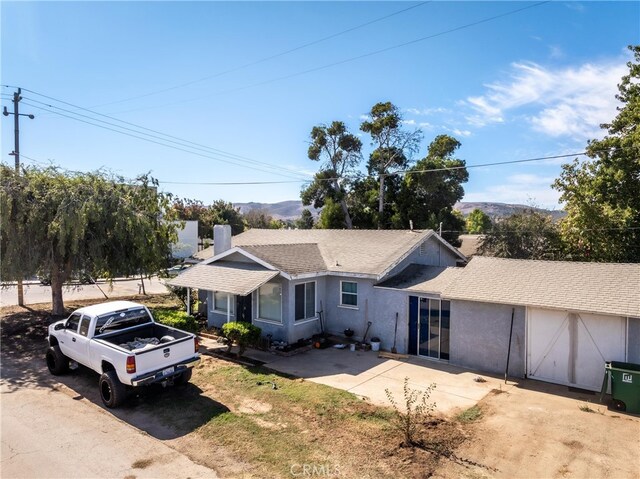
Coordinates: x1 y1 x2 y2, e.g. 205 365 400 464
394 135 468 245
466 208 492 234
0 165 178 315
553 45 640 262
301 121 362 229
244 208 274 229
171 198 244 238
295 209 315 229
360 102 422 228
478 209 563 260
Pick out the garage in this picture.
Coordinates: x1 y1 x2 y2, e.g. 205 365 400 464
442 257 640 388
527 308 627 391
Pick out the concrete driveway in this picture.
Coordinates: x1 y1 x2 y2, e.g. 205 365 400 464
243 346 507 414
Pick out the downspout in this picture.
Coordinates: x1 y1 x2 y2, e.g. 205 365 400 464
227 294 231 323
187 288 191 316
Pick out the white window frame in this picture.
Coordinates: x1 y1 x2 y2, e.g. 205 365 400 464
294 281 317 322
339 280 358 309
256 281 283 324
212 291 235 316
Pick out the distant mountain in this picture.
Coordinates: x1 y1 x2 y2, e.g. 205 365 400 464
454 202 566 220
234 201 320 220
234 200 565 221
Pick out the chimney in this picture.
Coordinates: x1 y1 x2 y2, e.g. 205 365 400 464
213 225 232 256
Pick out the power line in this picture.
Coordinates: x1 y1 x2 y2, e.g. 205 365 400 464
105 1 550 114
89 2 432 109
21 102 307 181
7 86 312 180
21 96 309 180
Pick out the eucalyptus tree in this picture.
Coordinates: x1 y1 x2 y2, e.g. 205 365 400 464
0 165 178 315
360 102 423 227
301 121 362 229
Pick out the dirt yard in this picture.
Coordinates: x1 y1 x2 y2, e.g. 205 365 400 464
2 296 639 479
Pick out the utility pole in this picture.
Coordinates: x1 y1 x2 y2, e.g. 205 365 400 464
3 88 35 306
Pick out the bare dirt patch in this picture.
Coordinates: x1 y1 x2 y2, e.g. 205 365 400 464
434 382 640 478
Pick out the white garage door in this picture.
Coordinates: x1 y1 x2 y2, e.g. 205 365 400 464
527 308 626 391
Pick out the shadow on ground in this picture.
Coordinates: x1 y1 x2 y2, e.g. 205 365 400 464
1 308 228 440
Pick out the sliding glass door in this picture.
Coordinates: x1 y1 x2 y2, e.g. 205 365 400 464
412 296 450 360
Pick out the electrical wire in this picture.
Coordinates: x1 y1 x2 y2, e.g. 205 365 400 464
89 2 432 108
6 86 312 180
21 96 309 180
103 1 551 114
21 102 307 181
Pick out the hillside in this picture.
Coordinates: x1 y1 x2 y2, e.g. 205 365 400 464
234 200 565 221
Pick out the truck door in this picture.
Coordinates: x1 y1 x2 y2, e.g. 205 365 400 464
57 312 81 360
61 314 90 364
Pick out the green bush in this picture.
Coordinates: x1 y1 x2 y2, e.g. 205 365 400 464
221 321 261 357
153 308 198 333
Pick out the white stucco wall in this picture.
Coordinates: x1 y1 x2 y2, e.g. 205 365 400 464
171 220 199 259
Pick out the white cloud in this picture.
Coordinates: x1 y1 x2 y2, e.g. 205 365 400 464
464 173 562 208
463 58 627 139
451 128 472 138
402 119 416 126
418 122 434 130
359 114 370 121
406 107 449 116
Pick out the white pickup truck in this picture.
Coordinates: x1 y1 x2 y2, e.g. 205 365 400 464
46 300 200 408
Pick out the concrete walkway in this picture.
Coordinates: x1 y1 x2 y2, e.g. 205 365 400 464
200 338 512 414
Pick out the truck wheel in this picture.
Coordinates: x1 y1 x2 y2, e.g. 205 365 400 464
174 368 192 386
46 346 69 375
99 371 126 408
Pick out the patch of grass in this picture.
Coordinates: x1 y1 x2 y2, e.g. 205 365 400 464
457 405 483 423
578 402 604 414
131 458 154 469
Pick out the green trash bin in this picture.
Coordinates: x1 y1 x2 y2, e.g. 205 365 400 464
600 361 640 414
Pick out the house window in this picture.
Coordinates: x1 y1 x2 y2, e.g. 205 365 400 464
258 282 282 322
213 291 235 316
340 281 358 307
295 282 316 321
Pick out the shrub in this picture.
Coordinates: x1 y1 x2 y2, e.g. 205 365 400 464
153 308 199 333
385 377 437 446
221 321 262 357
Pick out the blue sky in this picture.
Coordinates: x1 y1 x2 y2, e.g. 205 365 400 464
2 1 638 210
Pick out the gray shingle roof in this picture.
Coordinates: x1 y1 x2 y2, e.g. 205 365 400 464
168 261 278 295
376 264 464 294
241 244 327 275
232 229 447 277
443 256 640 317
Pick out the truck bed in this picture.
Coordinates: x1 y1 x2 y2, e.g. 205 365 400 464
97 323 191 352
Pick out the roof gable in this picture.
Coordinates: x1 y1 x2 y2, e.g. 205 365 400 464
230 229 464 277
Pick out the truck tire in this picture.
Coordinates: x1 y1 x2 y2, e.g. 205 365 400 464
99 371 127 408
46 346 69 375
174 368 192 386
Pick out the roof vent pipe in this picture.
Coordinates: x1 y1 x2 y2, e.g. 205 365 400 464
213 224 232 256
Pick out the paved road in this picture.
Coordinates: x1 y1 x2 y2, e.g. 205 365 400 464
0 277 169 307
0 356 217 478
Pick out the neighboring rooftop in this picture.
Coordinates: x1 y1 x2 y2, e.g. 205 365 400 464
443 256 640 317
457 234 484 258
376 264 464 294
192 246 214 261
229 229 463 277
